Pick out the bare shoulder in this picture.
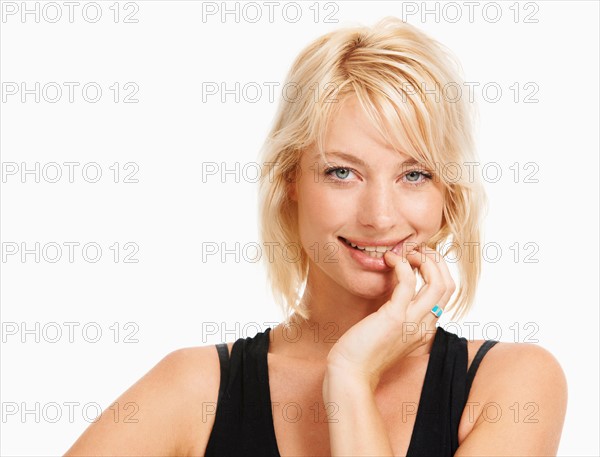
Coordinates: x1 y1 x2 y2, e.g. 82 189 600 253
156 343 235 455
457 340 568 455
472 340 568 393
64 342 233 457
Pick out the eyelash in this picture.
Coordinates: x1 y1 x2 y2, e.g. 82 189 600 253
323 166 433 187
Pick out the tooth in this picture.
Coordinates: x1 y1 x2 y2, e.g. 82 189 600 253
344 238 394 256
346 240 362 250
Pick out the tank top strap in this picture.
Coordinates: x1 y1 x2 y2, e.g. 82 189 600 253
465 339 499 399
406 325 468 456
205 328 280 457
214 343 230 405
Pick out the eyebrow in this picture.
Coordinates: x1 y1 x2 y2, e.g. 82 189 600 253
316 151 421 168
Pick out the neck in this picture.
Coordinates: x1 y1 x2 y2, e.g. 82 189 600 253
269 264 436 363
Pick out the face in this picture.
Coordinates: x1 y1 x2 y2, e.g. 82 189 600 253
288 95 445 300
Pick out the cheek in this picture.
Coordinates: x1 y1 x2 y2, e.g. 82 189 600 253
403 191 444 230
296 184 354 263
299 184 345 227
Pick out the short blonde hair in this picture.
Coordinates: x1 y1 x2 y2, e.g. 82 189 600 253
257 17 487 323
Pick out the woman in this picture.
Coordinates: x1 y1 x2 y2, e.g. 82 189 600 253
64 17 567 456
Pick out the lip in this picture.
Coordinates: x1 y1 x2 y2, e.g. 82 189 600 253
337 236 409 271
340 237 408 248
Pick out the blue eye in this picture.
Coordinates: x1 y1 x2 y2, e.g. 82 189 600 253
323 165 433 187
404 170 433 186
324 166 354 181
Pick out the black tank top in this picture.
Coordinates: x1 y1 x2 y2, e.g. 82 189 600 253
205 325 498 456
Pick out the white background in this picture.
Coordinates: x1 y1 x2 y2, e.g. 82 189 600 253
1 1 598 455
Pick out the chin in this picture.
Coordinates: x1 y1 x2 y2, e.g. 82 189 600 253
345 277 395 299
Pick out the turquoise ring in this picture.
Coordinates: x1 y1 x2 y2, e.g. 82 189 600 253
431 305 443 318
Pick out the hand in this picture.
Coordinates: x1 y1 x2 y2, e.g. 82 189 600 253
325 244 456 391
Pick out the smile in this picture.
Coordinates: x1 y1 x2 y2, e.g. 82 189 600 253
338 237 395 259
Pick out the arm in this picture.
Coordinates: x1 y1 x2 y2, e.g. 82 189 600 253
63 346 220 457
322 366 394 457
455 343 568 456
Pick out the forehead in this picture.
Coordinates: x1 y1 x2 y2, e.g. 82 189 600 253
313 95 420 166
325 96 380 143
312 150 421 169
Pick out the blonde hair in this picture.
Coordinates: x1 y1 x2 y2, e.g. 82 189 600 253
257 17 487 323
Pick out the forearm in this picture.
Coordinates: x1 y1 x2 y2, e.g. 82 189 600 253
322 368 394 457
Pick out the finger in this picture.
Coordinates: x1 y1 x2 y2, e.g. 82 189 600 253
401 248 448 342
410 247 455 312
384 250 416 305
405 248 446 318
408 247 442 285
381 250 417 318
421 247 456 301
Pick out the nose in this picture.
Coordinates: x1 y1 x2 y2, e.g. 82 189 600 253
357 180 401 231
